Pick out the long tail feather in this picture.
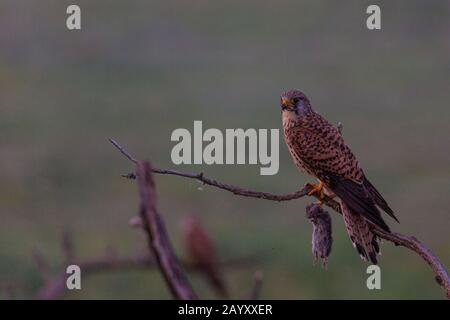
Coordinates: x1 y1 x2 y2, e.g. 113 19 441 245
341 201 380 264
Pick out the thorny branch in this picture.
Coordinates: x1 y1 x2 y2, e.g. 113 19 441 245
109 138 450 299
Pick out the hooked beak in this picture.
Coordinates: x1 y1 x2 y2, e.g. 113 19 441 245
281 97 294 110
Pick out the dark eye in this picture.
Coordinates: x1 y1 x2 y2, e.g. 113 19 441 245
293 97 300 103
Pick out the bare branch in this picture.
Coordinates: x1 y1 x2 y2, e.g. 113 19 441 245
315 204 450 298
37 255 154 300
108 138 326 202
136 161 197 300
109 138 138 164
372 229 450 299
318 203 450 298
35 251 254 300
110 138 450 299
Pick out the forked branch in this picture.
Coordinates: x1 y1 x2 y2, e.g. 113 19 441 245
136 161 197 299
110 138 450 299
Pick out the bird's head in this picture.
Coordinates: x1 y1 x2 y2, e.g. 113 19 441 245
280 89 312 115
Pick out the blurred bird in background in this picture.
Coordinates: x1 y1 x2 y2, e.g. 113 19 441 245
280 89 399 264
182 215 228 298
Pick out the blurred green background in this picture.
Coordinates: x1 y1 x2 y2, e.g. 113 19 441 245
1 0 449 299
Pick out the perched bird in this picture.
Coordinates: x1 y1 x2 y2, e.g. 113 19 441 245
306 203 333 268
182 215 228 298
280 89 399 264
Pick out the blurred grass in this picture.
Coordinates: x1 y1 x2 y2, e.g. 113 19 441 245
0 0 449 299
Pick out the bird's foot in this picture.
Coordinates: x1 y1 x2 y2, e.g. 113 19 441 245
307 181 325 201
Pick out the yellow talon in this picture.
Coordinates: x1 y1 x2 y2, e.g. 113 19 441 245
307 181 325 200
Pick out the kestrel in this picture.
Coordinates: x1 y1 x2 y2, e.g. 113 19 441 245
281 89 399 264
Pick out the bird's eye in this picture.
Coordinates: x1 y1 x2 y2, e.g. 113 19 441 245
293 97 300 103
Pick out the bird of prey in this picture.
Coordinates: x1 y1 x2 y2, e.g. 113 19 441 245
280 89 399 264
182 215 228 298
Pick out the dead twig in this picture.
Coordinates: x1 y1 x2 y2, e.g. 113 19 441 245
108 139 321 202
372 229 450 299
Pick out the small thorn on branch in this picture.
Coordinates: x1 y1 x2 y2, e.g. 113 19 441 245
122 173 137 179
129 216 143 228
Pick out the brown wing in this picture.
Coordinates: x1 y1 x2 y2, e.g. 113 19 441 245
286 112 362 182
287 112 394 231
